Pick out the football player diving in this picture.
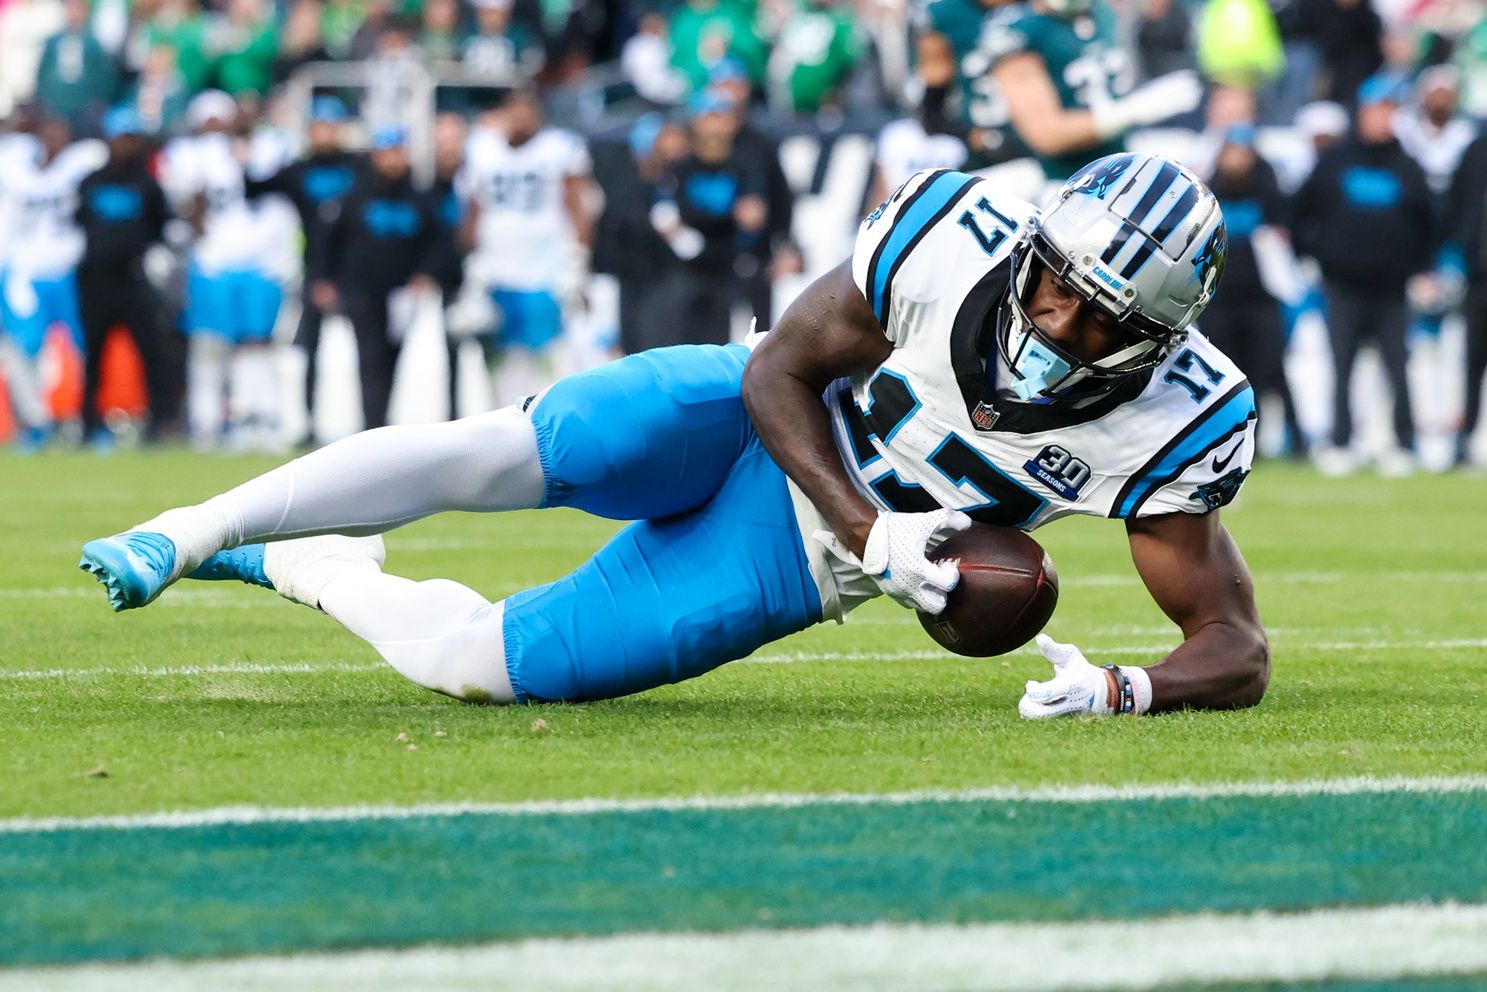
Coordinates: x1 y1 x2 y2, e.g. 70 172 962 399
80 153 1268 719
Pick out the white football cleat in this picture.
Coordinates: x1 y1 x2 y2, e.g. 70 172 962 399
264 535 386 611
1313 446 1359 478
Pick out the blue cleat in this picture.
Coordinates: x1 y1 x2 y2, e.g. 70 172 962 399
188 545 272 589
78 532 180 612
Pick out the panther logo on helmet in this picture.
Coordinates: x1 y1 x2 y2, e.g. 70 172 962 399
1068 154 1134 201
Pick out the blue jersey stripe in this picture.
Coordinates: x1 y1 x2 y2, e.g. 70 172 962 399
871 171 975 324
1115 383 1256 518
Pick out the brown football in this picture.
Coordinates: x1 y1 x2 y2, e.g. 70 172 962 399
916 524 1059 657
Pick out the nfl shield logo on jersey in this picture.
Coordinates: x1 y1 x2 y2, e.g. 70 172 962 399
971 402 1000 430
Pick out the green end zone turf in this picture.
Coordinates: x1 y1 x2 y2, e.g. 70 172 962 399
5 789 1485 965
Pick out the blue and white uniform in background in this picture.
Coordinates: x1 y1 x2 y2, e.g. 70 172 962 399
0 137 105 437
164 131 285 344
459 125 590 356
164 128 292 449
500 168 1255 703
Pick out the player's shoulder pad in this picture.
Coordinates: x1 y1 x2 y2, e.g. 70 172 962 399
852 168 985 325
1114 333 1257 519
979 2 1044 65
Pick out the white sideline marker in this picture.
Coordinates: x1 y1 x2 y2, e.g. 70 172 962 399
3 902 1486 992
7 637 1487 682
2 774 1483 834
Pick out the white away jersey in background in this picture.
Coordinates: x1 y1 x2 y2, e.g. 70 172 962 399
834 168 1256 529
875 118 969 192
163 132 284 276
459 126 590 290
0 139 106 278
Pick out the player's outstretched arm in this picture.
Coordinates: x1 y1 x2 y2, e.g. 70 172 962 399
1125 510 1270 712
743 260 890 559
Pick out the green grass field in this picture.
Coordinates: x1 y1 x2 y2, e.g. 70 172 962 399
3 449 1486 990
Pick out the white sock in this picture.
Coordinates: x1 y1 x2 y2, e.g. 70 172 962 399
318 567 514 703
0 337 51 429
132 405 545 564
187 335 230 445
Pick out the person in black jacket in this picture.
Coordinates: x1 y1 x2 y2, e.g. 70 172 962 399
1201 124 1306 457
74 106 184 445
1292 73 1435 473
245 96 363 440
314 124 439 430
1443 130 1487 466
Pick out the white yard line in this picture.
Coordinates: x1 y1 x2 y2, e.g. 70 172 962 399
2 775 1483 834
6 636 1487 683
3 903 1485 992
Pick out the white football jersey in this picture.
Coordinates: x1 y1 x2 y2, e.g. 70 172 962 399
164 132 283 275
875 118 968 192
833 168 1256 531
0 139 106 278
459 126 590 291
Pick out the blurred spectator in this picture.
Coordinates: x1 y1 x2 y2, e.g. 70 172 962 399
320 0 370 59
767 0 861 115
273 0 332 85
1394 65 1476 197
867 45 968 206
427 112 470 417
463 0 545 80
458 89 592 402
708 57 792 327
34 0 121 133
162 91 286 449
1 0 67 116
0 114 102 450
347 0 396 61
1199 124 1305 457
534 0 609 82
1452 16 1487 120
1443 124 1487 465
1268 0 1327 124
1272 98 1349 190
622 11 688 106
210 0 278 98
647 91 764 347
594 113 689 356
361 19 425 128
243 95 362 443
1135 0 1193 81
126 44 191 135
923 0 1024 170
317 124 440 429
1186 83 1259 182
75 106 184 445
1292 73 1436 475
419 0 466 64
669 0 767 96
138 0 212 94
1316 0 1383 108
1195 0 1284 91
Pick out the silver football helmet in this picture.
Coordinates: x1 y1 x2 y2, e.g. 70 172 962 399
1000 152 1227 403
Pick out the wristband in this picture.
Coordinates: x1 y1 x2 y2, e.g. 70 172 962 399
1103 665 1153 715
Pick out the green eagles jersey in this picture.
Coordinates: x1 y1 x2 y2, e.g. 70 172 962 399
924 0 1025 168
978 2 1136 179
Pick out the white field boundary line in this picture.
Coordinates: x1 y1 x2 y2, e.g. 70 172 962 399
3 775 1484 834
3 903 1486 992
14 568 1487 602
9 637 1487 682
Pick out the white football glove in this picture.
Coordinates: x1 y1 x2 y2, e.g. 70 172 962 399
814 508 971 615
1019 634 1119 719
1093 70 1204 140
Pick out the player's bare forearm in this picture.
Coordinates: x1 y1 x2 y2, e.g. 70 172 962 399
1126 512 1270 712
993 56 1102 157
743 261 892 558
